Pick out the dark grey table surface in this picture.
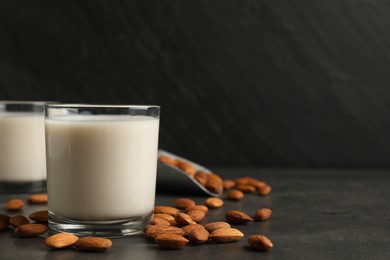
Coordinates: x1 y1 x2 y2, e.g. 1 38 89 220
1 168 389 260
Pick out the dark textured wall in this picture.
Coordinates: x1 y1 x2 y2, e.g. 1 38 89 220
1 1 390 167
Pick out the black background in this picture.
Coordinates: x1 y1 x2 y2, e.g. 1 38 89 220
1 1 390 167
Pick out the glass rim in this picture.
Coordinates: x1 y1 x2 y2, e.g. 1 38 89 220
44 104 160 110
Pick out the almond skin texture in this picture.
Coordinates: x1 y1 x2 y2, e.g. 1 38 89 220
29 210 49 222
248 235 273 251
14 223 48 237
223 180 235 190
225 210 254 224
181 224 204 237
254 208 272 221
204 222 231 233
194 171 208 186
0 214 10 224
258 185 272 196
183 205 209 214
205 197 224 209
155 234 189 249
9 215 30 228
187 210 206 223
188 227 209 244
176 160 196 177
0 219 8 230
173 198 196 209
154 206 180 216
235 185 256 193
204 174 223 194
153 214 176 225
151 218 171 226
28 194 48 204
45 233 79 249
74 237 112 252
175 213 196 226
210 228 244 243
146 225 185 239
226 190 244 201
5 199 24 211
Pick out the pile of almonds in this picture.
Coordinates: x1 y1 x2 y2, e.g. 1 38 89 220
0 194 112 252
147 175 273 251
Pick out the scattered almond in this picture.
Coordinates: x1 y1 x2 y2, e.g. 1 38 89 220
194 171 208 186
205 197 224 209
250 180 266 189
235 185 256 193
223 180 235 190
0 219 8 230
176 160 196 177
173 198 196 209
248 234 273 251
14 223 48 237
155 234 189 249
187 210 205 223
203 222 231 233
258 185 272 196
153 214 176 225
151 218 171 226
175 213 196 226
225 210 253 224
254 208 272 221
210 228 244 243
188 226 209 244
28 194 48 204
183 205 209 214
204 174 223 194
146 225 185 239
154 206 180 216
5 199 24 211
45 233 79 249
235 177 257 186
29 210 48 222
226 190 244 201
9 215 30 228
74 237 112 252
0 213 10 224
181 224 204 237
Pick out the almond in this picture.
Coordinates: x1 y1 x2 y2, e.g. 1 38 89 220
14 223 48 237
146 225 185 239
210 228 244 243
225 210 253 224
235 177 257 186
175 213 196 226
5 199 24 211
205 197 224 209
188 226 209 244
223 180 235 190
173 198 196 209
254 208 272 221
204 174 223 194
248 234 273 251
9 215 30 228
0 219 8 230
45 233 79 249
155 234 189 249
28 194 48 204
194 171 208 186
176 160 196 177
183 205 208 214
158 155 176 166
203 221 231 233
251 180 266 189
235 184 256 193
258 185 272 196
151 218 171 226
28 210 48 222
0 213 10 224
74 237 112 252
181 224 204 237
154 206 180 216
153 214 177 226
187 210 205 222
226 190 244 201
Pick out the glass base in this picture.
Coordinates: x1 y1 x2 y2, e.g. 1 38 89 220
49 211 153 237
0 180 46 193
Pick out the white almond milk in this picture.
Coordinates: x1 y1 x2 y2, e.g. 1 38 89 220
0 113 46 182
45 115 159 220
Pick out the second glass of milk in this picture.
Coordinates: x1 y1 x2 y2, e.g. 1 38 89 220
45 104 160 237
0 101 47 193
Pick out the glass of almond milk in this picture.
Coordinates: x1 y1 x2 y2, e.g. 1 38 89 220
0 101 47 193
45 104 160 237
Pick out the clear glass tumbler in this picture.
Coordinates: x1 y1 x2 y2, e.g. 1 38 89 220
45 104 160 237
0 101 47 193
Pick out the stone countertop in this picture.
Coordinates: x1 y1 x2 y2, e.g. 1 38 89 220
0 168 389 260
